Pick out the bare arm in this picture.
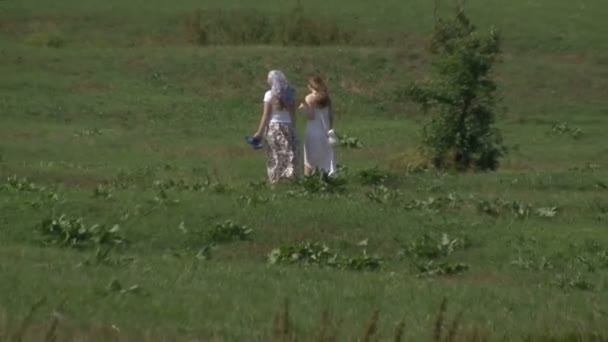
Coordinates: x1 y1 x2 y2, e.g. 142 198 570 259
253 102 271 139
298 94 316 120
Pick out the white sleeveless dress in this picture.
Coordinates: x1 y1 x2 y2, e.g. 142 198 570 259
303 106 336 175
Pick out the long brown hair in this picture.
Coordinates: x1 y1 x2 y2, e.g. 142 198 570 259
308 76 331 108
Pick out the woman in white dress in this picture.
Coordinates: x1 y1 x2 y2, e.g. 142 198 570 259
298 76 336 176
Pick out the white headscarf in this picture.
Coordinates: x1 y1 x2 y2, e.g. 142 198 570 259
267 70 295 108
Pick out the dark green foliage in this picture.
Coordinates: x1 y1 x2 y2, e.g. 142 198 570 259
409 9 505 170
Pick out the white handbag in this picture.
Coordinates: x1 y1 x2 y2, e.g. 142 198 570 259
327 129 338 146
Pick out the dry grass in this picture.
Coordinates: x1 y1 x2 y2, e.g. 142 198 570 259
387 149 434 174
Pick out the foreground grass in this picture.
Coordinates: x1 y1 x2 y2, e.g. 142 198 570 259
2 298 607 341
1 0 608 340
1 168 607 340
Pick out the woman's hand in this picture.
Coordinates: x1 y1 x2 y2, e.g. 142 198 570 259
253 103 271 141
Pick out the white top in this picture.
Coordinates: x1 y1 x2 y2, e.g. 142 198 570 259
264 91 291 123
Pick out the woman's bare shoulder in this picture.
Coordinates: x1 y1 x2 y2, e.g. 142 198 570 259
305 93 317 103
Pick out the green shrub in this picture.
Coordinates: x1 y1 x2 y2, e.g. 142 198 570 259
409 8 505 171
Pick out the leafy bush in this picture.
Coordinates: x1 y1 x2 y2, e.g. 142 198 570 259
397 233 469 260
295 171 347 195
476 198 531 218
269 242 339 267
335 164 350 176
185 220 252 260
205 220 252 243
365 185 402 204
551 274 594 292
38 215 126 249
402 193 559 220
409 8 505 170
357 167 390 185
1 175 42 192
152 176 227 193
337 133 363 149
78 247 136 267
415 260 470 277
268 241 382 271
342 251 383 271
396 233 472 277
404 193 463 211
237 193 271 207
92 184 113 199
476 198 559 219
549 121 583 140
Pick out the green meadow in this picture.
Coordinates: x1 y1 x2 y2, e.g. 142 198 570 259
1 0 607 340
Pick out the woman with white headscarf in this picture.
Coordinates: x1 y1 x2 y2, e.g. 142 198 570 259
252 70 297 183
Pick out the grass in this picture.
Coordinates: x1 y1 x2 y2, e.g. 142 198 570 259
1 0 608 340
3 298 606 341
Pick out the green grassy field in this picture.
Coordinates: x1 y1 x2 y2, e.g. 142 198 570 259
1 0 608 340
